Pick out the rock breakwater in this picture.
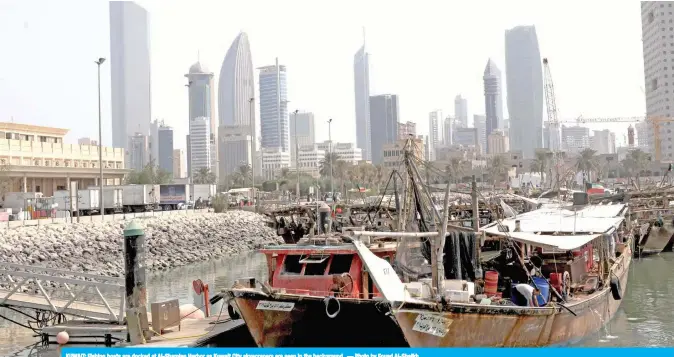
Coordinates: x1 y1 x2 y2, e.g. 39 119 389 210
0 211 281 277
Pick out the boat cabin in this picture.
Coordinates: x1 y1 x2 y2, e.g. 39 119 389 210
260 235 397 299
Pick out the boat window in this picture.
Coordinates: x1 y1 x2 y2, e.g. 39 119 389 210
282 255 303 275
304 258 330 276
328 255 354 274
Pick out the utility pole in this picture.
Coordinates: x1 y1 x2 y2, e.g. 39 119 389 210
95 58 106 220
293 110 300 200
249 97 256 208
328 118 334 230
471 175 479 231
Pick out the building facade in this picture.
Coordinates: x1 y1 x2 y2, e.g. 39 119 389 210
562 125 591 153
259 60 289 152
505 25 544 158
428 110 442 161
218 125 252 179
189 117 212 176
157 125 173 174
315 141 363 165
443 116 453 146
172 149 185 179
454 127 478 147
261 148 291 180
109 1 151 165
454 95 468 128
128 133 149 171
474 114 487 154
290 111 316 167
78 138 98 146
642 2 674 160
185 61 216 175
382 138 425 168
369 94 399 165
354 39 372 161
487 130 510 155
297 145 326 177
591 129 616 155
397 121 416 140
483 59 504 152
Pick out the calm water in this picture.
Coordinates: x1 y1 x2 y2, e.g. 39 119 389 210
3 252 674 355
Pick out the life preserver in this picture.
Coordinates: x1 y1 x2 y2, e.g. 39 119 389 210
228 303 241 320
647 199 657 208
324 296 341 319
610 276 622 300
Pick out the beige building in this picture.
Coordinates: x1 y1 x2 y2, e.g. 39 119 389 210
173 148 186 179
0 122 128 196
488 130 510 154
382 138 425 168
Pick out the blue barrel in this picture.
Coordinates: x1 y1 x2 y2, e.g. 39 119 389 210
532 277 550 306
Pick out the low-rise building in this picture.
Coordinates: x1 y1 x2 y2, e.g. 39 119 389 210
261 148 291 180
0 122 127 196
297 144 325 178
382 138 425 168
315 141 362 165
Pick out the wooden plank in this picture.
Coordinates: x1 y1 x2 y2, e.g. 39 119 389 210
0 289 120 320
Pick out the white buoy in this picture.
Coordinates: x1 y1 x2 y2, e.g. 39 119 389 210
56 331 69 345
179 304 205 319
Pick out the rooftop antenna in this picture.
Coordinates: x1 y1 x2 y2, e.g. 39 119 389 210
362 26 366 49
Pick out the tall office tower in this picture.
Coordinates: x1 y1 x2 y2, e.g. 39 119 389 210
483 59 504 152
354 34 372 161
258 59 289 152
189 117 212 176
428 110 442 161
369 94 399 165
443 116 453 146
185 60 215 175
157 125 174 175
109 1 151 167
474 115 487 154
454 95 468 128
505 25 544 158
289 112 316 167
642 2 674 159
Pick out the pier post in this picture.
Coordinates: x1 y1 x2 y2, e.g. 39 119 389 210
124 220 150 344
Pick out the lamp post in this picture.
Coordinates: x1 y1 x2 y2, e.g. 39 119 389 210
95 57 106 219
248 97 256 207
327 118 334 224
293 110 300 201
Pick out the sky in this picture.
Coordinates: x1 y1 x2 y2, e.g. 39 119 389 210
0 0 647 149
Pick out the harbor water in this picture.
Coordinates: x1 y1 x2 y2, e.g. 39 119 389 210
2 251 674 355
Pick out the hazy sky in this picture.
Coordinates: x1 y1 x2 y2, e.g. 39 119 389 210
0 0 645 149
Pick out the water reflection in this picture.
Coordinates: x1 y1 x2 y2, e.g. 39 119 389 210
3 252 674 355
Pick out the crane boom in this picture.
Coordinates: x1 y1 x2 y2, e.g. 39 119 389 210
542 58 561 152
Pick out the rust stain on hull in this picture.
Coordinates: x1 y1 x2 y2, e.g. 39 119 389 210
396 251 631 347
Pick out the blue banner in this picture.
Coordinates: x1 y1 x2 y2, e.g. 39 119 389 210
61 347 671 357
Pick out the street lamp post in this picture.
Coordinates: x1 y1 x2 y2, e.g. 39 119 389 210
327 118 334 229
95 58 106 219
293 110 300 200
248 97 256 207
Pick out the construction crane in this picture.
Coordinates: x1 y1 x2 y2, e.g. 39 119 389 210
542 58 561 152
555 116 674 162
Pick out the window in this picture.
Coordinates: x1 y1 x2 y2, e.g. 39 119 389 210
328 255 354 274
281 255 303 275
304 259 329 276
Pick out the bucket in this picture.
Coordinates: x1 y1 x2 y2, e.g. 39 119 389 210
531 277 550 306
484 271 498 296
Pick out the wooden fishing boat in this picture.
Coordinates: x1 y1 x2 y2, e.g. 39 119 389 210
222 233 409 347
353 198 632 347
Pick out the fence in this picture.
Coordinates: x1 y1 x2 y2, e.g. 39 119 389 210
0 208 213 230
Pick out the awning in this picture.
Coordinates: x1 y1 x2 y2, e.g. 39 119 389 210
482 230 602 251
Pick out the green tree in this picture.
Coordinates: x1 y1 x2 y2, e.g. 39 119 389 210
319 152 342 178
125 160 173 184
576 148 598 185
621 148 650 189
193 167 217 184
530 150 552 187
488 155 509 186
445 157 464 183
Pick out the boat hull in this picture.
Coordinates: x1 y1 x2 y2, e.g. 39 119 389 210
394 248 631 347
231 292 409 347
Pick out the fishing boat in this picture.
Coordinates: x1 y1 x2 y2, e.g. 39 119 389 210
354 195 633 347
222 232 409 347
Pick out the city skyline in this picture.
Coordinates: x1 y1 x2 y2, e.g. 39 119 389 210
0 0 645 152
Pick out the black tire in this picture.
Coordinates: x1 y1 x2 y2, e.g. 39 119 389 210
610 276 622 300
227 303 240 320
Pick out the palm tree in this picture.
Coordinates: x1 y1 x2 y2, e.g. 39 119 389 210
621 149 650 189
236 164 252 187
488 155 509 186
193 167 216 184
576 148 598 185
530 150 552 187
319 152 341 178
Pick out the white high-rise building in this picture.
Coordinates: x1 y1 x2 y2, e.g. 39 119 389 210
354 35 372 161
483 59 504 152
428 110 442 161
562 125 591 154
258 59 289 152
189 117 212 176
591 130 616 155
109 1 151 166
473 115 487 154
443 116 453 146
505 25 544 158
454 95 468 128
642 2 674 160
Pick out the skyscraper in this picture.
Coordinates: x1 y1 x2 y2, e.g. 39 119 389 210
483 59 504 152
428 110 442 161
505 25 544 158
185 61 215 175
642 2 674 159
157 125 174 175
454 95 468 128
189 117 212 176
217 32 255 176
258 59 289 152
109 1 151 164
354 35 372 161
369 94 399 165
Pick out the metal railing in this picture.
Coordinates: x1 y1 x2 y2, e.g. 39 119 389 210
0 262 125 323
